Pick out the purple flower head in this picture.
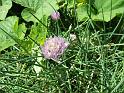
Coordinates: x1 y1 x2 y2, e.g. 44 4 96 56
51 11 60 21
41 36 69 60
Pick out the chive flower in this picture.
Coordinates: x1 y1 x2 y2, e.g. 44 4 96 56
41 36 69 60
51 11 60 21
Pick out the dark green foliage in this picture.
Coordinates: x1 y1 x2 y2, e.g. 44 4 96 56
0 0 124 93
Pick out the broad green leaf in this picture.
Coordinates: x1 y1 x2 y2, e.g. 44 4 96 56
18 40 33 53
12 0 42 11
77 0 124 22
77 0 87 3
65 0 87 8
17 23 27 40
12 0 60 22
19 15 48 53
29 15 48 45
76 0 95 21
0 16 26 51
77 4 89 21
0 0 12 20
93 0 124 21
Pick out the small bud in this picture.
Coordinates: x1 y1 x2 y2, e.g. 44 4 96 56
51 11 60 21
70 34 76 41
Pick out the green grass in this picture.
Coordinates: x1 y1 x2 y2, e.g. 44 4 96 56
1 1 124 93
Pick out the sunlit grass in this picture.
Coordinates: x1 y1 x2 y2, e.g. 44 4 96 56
0 0 124 93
